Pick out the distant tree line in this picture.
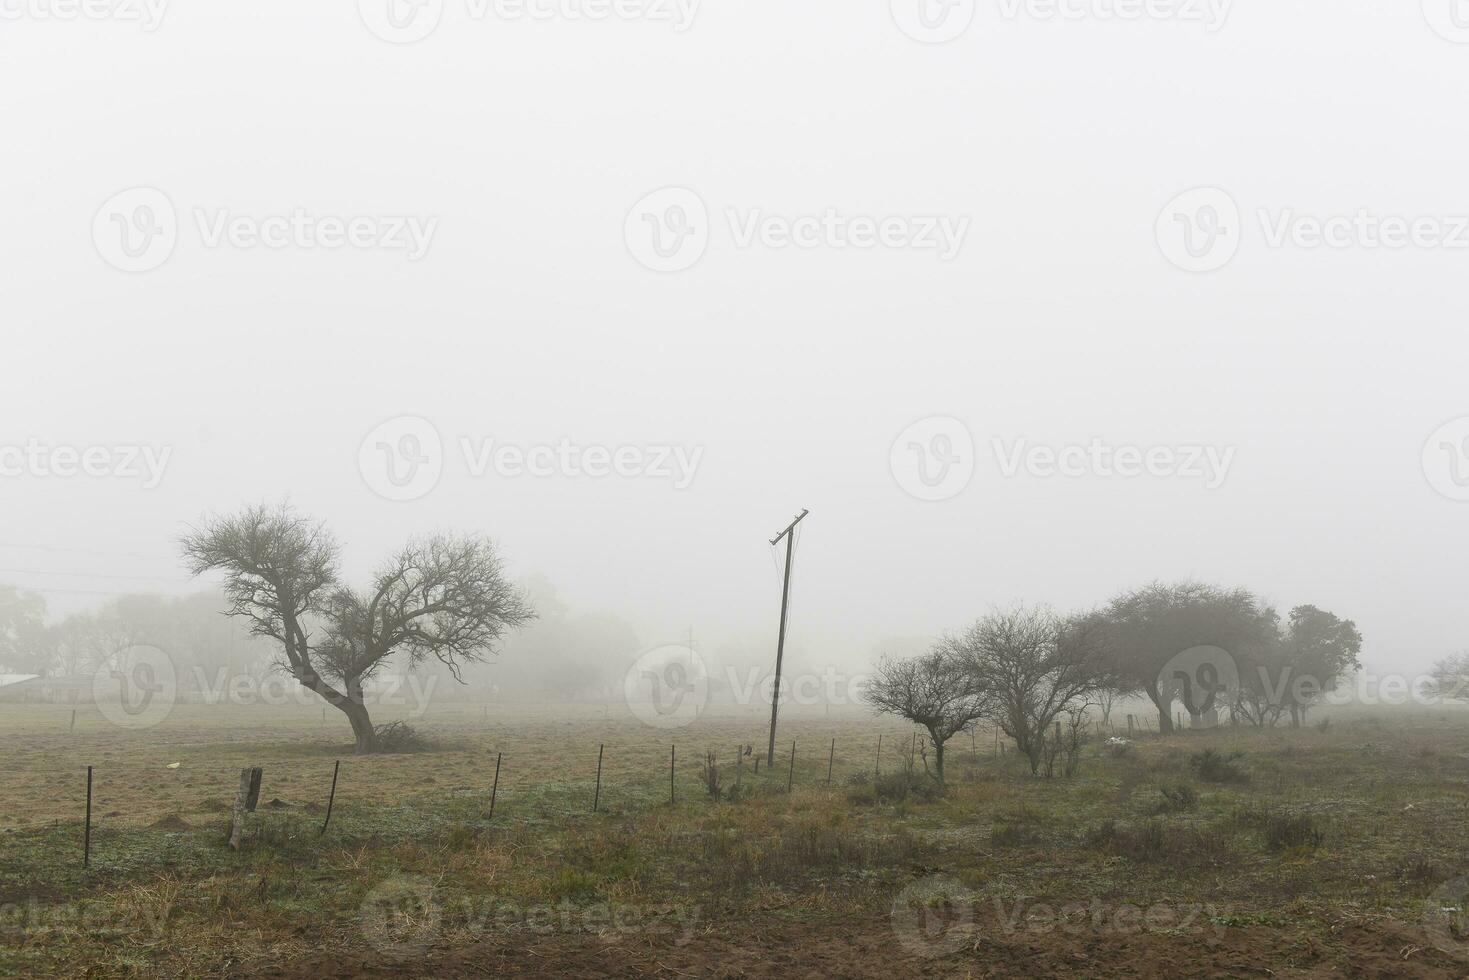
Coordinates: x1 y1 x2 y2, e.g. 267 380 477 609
865 581 1365 782
0 585 277 690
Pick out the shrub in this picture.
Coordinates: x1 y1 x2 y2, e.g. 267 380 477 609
1396 854 1448 883
373 721 431 753
1261 813 1324 851
697 819 919 891
1189 749 1248 784
991 816 1040 848
1152 784 1198 814
847 772 942 806
1084 819 1230 866
1232 806 1325 851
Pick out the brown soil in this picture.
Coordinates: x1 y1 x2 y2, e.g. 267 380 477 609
241 913 1469 979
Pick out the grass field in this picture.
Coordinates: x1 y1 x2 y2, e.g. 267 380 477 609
4 701 1469 977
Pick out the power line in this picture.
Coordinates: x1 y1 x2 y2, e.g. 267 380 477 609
0 567 191 582
0 541 177 561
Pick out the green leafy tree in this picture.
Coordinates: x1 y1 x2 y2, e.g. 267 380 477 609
1102 581 1277 734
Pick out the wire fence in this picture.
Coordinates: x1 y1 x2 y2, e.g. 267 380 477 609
1 720 1043 864
2 696 1289 873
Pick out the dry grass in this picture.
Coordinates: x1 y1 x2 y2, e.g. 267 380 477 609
4 703 1469 977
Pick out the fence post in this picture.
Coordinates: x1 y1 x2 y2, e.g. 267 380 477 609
670 745 676 805
874 734 882 778
827 738 835 787
489 752 502 820
319 760 340 836
593 744 604 814
83 766 93 868
229 767 263 851
787 740 796 793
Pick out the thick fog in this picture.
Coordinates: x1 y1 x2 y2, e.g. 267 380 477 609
3 0 1467 688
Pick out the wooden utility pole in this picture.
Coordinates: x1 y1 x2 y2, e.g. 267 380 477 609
766 508 809 766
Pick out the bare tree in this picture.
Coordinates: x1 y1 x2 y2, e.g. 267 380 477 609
952 606 1114 777
1422 651 1469 705
180 502 534 753
865 648 987 783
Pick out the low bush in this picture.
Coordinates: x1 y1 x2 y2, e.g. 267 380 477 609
1151 784 1198 814
1084 819 1230 866
373 721 432 753
1232 805 1325 851
1189 749 1248 784
847 772 943 806
1261 812 1324 851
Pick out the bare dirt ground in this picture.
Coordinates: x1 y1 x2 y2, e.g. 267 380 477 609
247 914 1469 979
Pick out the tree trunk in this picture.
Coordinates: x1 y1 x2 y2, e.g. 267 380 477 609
1147 686 1175 734
345 700 376 753
933 739 945 784
296 670 378 753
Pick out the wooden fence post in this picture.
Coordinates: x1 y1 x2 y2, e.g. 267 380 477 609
83 766 93 868
787 740 796 793
593 744 604 814
669 745 676 805
319 760 340 836
827 738 835 787
229 767 263 851
489 752 502 820
874 734 882 778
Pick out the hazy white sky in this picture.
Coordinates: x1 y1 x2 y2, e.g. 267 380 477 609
3 0 1468 680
